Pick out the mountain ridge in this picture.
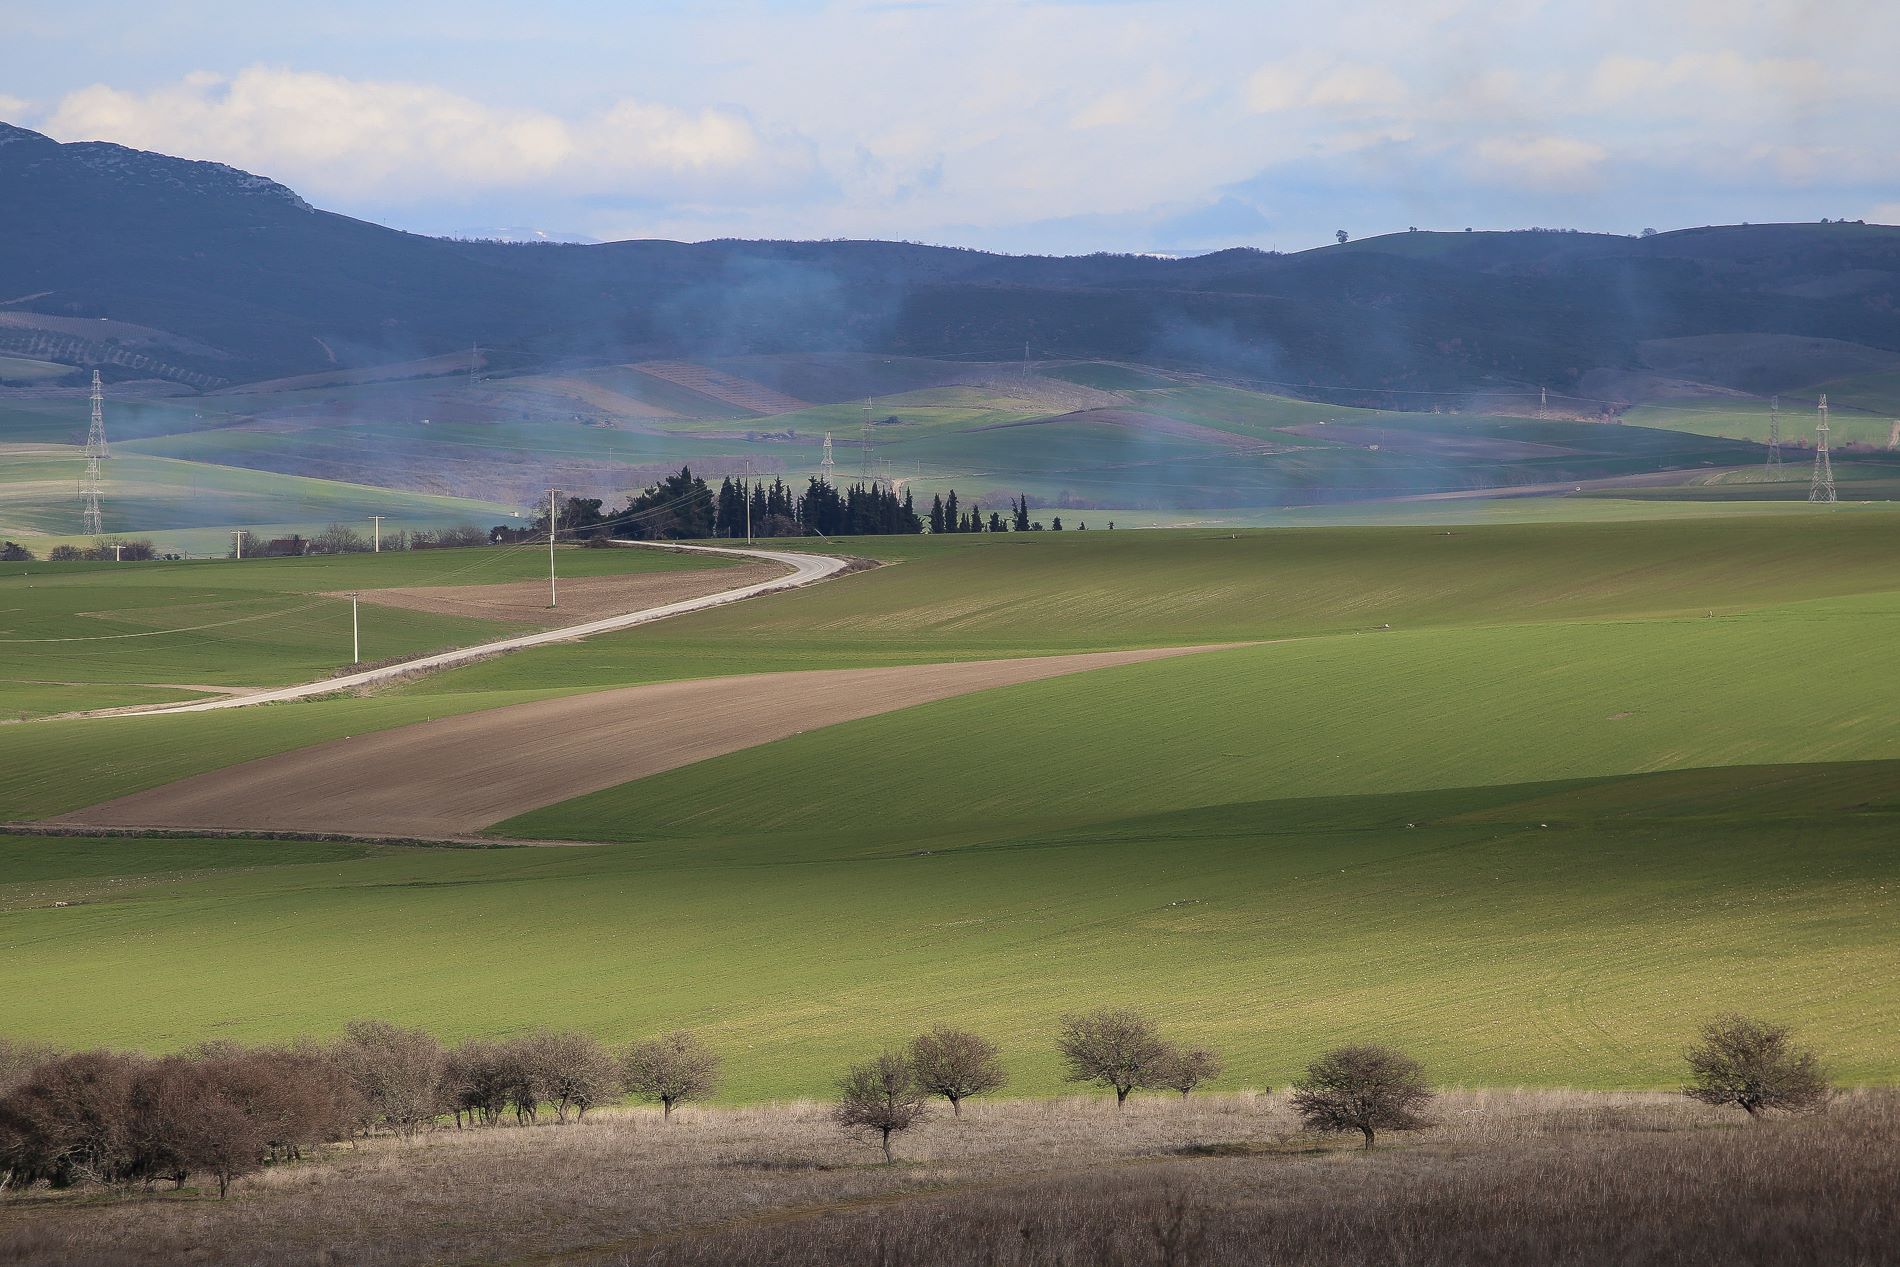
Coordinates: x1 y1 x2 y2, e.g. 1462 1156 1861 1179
3 121 1898 397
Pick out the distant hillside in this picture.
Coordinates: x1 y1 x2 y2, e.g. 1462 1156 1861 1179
4 121 1899 395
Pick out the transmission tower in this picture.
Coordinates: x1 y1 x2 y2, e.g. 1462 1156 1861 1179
467 344 480 389
860 397 875 485
1809 394 1836 503
80 370 109 535
819 431 835 484
1765 395 1783 474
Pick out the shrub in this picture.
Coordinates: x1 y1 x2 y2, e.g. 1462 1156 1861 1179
515 1030 619 1123
835 1051 928 1163
331 1020 444 1136
622 1031 722 1121
1684 1014 1829 1117
1291 1045 1433 1148
1057 1010 1168 1108
0 541 33 562
908 1026 1007 1117
1150 1044 1224 1099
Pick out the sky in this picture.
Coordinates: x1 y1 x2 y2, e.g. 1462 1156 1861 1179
3 0 1897 254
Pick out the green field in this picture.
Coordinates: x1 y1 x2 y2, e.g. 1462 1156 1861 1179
0 544 738 718
3 509 1898 1098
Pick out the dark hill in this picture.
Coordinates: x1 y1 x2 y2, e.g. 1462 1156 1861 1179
4 121 1898 394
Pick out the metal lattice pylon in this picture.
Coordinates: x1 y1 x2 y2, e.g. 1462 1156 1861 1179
819 431 835 484
1809 394 1836 503
1765 395 1783 474
81 370 109 534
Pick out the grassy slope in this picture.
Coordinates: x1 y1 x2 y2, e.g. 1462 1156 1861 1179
5 514 1900 1092
6 766 1895 1095
0 544 738 719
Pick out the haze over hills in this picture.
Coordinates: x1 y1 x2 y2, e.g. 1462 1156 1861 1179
4 120 1900 400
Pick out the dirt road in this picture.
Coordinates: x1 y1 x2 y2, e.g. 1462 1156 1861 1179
105 543 850 716
340 561 783 625
53 647 1237 838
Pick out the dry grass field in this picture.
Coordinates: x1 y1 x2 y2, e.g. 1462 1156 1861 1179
1 1092 1892 1266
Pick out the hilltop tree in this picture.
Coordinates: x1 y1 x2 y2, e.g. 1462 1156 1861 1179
929 494 946 535
1057 1009 1168 1108
1013 495 1031 532
1151 1044 1224 1099
621 1031 722 1121
516 1030 619 1122
1291 1045 1433 1148
1683 1014 1829 1118
907 1026 1007 1117
835 1051 928 1162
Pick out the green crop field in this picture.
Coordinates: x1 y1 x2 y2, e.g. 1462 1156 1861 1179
3 507 1899 1099
0 544 739 719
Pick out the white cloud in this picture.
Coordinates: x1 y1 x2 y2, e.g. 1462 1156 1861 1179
0 94 31 118
1246 55 1407 115
1470 136 1609 190
44 67 817 205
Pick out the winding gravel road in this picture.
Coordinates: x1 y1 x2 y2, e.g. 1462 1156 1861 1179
108 541 850 716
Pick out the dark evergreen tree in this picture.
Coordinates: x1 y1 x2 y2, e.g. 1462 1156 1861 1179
944 490 959 534
929 494 945 535
617 467 715 539
988 511 1006 533
1013 495 1031 532
1052 516 1064 530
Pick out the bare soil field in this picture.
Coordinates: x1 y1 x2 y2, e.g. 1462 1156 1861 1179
339 561 785 625
1 1091 1889 1267
52 647 1232 837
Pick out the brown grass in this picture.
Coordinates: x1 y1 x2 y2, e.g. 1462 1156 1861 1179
1 1091 1892 1266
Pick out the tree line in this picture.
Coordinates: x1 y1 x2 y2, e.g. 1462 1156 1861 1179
0 1010 1828 1197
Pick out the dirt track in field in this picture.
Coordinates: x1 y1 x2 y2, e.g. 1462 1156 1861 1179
53 646 1239 839
338 561 783 625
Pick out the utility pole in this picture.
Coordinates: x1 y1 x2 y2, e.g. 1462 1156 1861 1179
1766 395 1783 474
112 543 123 562
547 488 560 608
1809 394 1837 503
741 458 753 544
350 592 360 663
232 530 244 561
368 515 385 552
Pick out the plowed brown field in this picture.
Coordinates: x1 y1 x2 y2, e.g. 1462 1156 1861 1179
54 647 1236 838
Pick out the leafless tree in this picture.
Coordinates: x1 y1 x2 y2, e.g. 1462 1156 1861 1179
444 1040 516 1128
331 1020 445 1136
0 1050 142 1189
908 1026 1007 1117
0 1039 58 1097
1684 1014 1830 1118
1291 1045 1433 1148
1149 1044 1224 1099
1057 1009 1168 1108
835 1051 929 1162
622 1031 722 1121
516 1030 618 1123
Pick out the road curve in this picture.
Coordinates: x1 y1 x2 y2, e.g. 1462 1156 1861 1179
104 541 852 717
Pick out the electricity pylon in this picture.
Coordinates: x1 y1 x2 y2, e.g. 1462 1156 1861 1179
1765 396 1783 474
1809 394 1836 503
81 370 109 534
819 432 835 484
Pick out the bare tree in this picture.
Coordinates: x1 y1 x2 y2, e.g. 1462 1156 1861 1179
1684 1014 1829 1118
444 1040 516 1128
622 1031 722 1121
516 1030 618 1123
835 1051 929 1162
1057 1009 1168 1108
908 1026 1007 1117
0 1038 58 1096
331 1020 445 1136
1149 1044 1224 1099
1291 1045 1433 1148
